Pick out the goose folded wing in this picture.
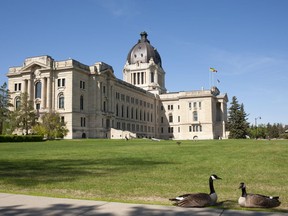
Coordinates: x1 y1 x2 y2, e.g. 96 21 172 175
248 194 280 207
177 193 212 207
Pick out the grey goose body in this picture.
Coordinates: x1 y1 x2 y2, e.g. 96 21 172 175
238 182 281 208
169 174 221 207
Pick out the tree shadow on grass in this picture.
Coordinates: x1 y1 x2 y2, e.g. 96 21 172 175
0 158 173 187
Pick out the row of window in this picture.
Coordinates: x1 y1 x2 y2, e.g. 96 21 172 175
162 111 199 123
115 92 153 109
189 102 202 109
163 102 202 111
161 125 202 133
116 104 153 122
116 122 155 133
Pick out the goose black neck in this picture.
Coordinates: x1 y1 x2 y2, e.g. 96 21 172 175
209 177 215 194
241 187 247 197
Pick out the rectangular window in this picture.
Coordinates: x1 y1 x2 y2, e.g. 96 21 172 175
80 81 85 90
178 116 180 122
61 116 65 125
189 126 192 132
81 117 86 127
14 83 21 91
58 78 65 87
169 115 173 123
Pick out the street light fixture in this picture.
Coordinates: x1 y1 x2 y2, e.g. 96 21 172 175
255 116 261 139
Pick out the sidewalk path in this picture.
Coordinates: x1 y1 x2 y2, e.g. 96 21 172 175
0 193 286 216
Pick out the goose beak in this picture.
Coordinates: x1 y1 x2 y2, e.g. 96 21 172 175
239 182 245 189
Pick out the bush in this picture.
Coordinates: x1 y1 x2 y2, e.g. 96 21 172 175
0 135 44 142
279 133 288 139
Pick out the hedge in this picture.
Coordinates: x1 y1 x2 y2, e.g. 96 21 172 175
0 135 44 143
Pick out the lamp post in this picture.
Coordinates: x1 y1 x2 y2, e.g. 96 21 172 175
255 116 261 139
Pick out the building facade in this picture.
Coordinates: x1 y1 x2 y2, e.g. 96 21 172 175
6 32 228 140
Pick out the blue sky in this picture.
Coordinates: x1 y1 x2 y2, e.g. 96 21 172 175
1 0 287 125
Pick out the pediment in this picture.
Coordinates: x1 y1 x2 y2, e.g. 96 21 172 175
21 55 53 71
21 62 50 71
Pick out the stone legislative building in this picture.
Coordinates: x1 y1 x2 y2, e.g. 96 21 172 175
6 32 228 140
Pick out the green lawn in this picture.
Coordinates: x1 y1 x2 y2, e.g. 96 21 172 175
0 139 287 212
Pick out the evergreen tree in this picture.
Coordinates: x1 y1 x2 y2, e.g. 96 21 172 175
12 92 37 135
227 96 249 139
32 112 69 139
0 82 12 134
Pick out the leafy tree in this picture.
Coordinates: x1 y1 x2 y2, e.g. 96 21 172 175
12 92 37 135
248 124 267 139
267 123 280 138
32 112 68 139
227 96 249 139
0 82 12 134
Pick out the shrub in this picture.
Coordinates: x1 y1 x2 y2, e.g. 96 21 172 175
0 135 44 142
279 133 288 139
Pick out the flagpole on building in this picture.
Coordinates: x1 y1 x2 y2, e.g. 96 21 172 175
209 67 217 88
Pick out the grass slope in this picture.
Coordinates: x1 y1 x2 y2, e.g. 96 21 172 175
0 139 287 212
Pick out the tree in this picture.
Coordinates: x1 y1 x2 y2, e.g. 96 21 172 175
227 96 249 139
0 82 12 134
32 112 68 139
12 92 37 135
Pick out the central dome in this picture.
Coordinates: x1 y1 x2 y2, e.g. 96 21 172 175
127 32 162 67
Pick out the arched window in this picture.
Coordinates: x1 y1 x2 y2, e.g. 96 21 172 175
80 95 84 110
193 111 198 121
58 93 64 109
35 82 42 99
15 97 21 110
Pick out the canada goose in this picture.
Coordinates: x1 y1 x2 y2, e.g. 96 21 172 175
238 182 281 208
169 174 222 207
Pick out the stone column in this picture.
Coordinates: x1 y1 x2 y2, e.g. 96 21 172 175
41 78 46 108
27 79 31 100
46 77 51 109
